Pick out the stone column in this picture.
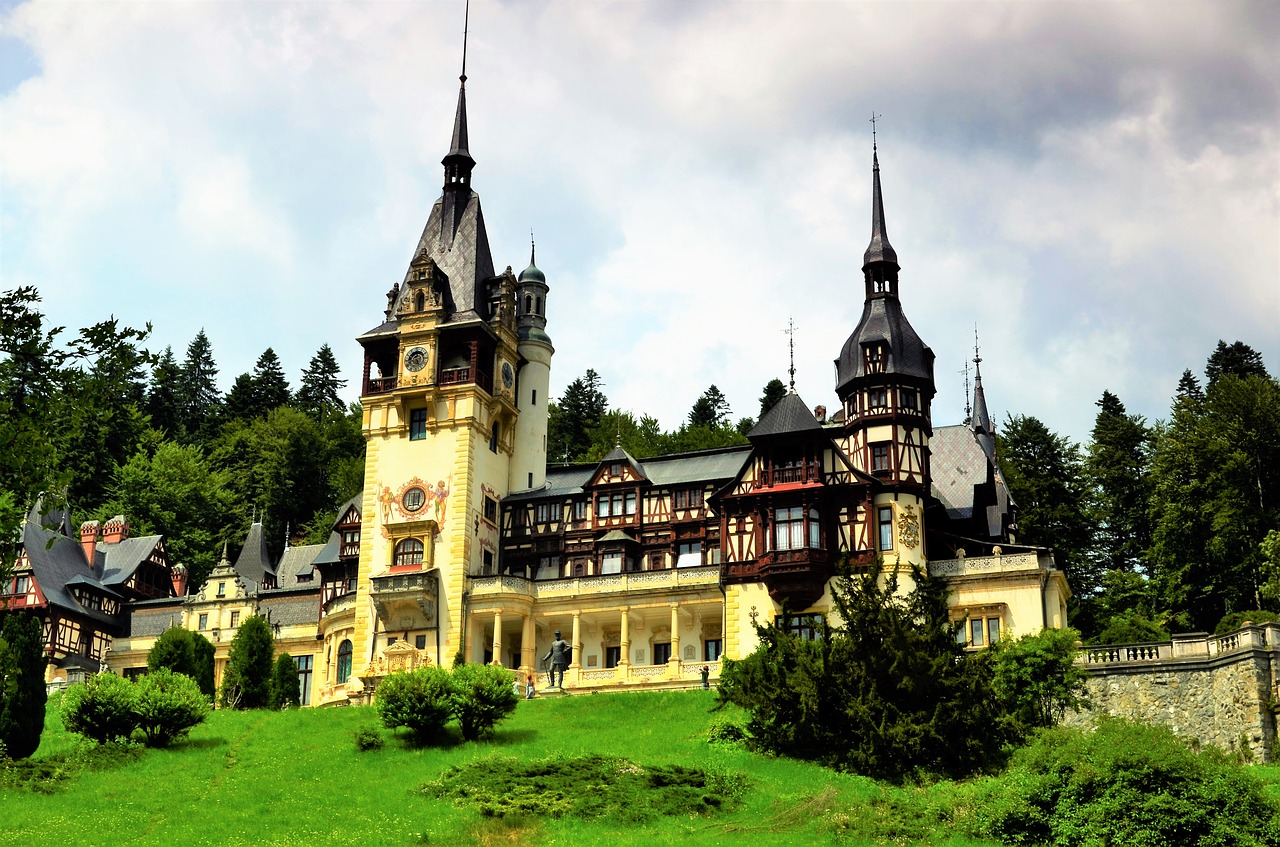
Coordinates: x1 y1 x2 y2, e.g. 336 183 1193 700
670 603 681 669
491 610 503 666
619 608 630 671
520 613 535 679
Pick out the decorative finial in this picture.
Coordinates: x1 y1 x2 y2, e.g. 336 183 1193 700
961 360 972 424
460 0 470 84
615 417 622 449
784 317 797 391
973 325 982 372
870 112 880 152
530 229 536 265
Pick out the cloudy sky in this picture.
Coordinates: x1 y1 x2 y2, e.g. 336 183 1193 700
2 0 1276 445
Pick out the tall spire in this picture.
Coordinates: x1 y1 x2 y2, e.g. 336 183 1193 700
860 115 901 301
971 327 995 456
785 317 796 391
442 0 475 191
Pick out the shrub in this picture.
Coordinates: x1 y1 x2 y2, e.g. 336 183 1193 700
718 558 1008 782
705 715 749 746
133 668 209 747
376 665 453 744
191 632 216 699
353 723 384 752
220 615 274 709
146 626 198 679
1094 609 1170 644
970 718 1280 847
61 673 139 743
451 663 518 741
0 612 47 759
990 627 1089 736
269 653 301 710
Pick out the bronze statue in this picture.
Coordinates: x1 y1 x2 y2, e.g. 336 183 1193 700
543 629 570 689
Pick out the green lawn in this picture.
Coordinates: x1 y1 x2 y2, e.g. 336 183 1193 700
0 690 1004 847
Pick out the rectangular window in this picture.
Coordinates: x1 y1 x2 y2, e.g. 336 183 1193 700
624 492 637 516
900 388 918 411
970 618 984 647
987 617 1001 645
708 546 722 565
704 639 723 662
773 506 805 551
198 613 208 630
652 642 671 664
14 575 29 594
674 488 704 510
878 506 894 551
532 389 537 406
781 614 824 641
872 443 891 472
573 500 588 521
597 494 610 518
217 582 226 598
482 549 494 573
535 502 554 523
605 646 621 668
483 496 497 523
610 463 621 477
230 611 240 627
409 408 428 440
295 655 312 706
415 635 427 649
536 556 560 580
601 552 623 575
675 541 702 568
868 388 888 409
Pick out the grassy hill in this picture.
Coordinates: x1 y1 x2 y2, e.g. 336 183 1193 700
1 689 1001 847
6 689 1280 847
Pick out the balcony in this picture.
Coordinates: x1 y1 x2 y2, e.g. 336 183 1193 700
468 565 720 601
756 547 831 607
322 592 356 618
439 366 493 394
369 569 438 627
755 462 821 489
364 376 397 395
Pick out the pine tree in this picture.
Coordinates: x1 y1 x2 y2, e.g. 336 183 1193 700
0 612 47 759
1205 339 1267 387
549 369 608 461
269 652 301 709
1085 391 1152 576
250 348 290 413
295 344 346 422
759 378 788 418
688 385 730 429
177 330 222 442
146 346 183 437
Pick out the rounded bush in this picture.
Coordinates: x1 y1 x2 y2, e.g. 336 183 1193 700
134 668 210 747
451 663 518 741
376 666 454 744
61 673 139 743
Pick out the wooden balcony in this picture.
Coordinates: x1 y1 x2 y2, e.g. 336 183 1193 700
364 376 397 395
756 546 831 607
756 462 821 488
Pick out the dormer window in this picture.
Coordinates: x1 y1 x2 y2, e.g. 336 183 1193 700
864 343 889 374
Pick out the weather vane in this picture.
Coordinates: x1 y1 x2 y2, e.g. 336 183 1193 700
784 317 797 391
460 0 470 84
870 112 881 150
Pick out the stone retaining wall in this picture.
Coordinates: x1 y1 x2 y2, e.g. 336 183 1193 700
1063 623 1279 763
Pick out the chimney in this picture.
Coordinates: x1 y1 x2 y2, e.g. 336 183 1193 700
170 564 189 597
814 405 827 424
102 515 129 544
79 520 101 567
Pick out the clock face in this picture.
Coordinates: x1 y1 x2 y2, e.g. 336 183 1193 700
404 346 428 373
501 361 514 389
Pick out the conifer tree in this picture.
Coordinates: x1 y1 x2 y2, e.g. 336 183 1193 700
759 378 788 418
295 344 346 422
220 615 274 709
269 652 301 709
0 612 47 759
1085 391 1152 576
688 384 730 429
177 329 222 442
146 346 183 437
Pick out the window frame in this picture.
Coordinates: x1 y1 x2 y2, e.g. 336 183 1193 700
337 639 353 683
409 408 428 440
393 537 425 569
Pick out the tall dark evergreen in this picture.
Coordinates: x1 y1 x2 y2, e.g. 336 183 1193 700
758 378 788 418
225 348 291 423
0 612 48 759
220 615 274 709
1085 391 1152 575
548 369 608 462
146 346 183 437
295 344 346 422
177 329 222 442
999 415 1096 602
688 384 731 429
1150 343 1280 631
1205 339 1268 387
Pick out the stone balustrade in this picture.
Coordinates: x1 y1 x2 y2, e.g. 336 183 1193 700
927 551 1053 577
1079 623 1278 666
468 566 721 600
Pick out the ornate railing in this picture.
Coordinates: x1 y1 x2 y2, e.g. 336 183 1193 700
364 376 397 395
322 592 356 617
928 552 1049 577
1079 623 1279 667
371 570 435 594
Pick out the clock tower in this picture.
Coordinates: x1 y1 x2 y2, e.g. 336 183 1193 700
348 61 549 677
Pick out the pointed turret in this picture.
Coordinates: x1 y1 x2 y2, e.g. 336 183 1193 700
862 148 898 270
442 76 475 193
971 358 995 458
516 235 551 344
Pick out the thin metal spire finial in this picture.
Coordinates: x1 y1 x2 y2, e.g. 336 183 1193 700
973 324 982 372
870 112 880 153
615 417 622 449
784 317 797 391
961 360 972 424
460 0 470 84
530 229 535 265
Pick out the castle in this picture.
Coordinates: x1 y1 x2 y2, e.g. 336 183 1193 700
6 58 1068 704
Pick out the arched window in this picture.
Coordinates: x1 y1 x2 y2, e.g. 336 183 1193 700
415 290 425 311
524 295 532 314
394 538 424 568
490 421 500 453
337 639 353 684
535 296 543 315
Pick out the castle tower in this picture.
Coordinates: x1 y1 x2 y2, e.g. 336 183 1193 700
350 49 533 677
834 142 936 571
509 237 553 492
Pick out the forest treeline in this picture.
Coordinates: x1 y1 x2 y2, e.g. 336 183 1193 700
0 287 364 590
4 286 1277 642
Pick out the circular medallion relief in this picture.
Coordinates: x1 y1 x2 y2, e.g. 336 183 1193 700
402 486 427 513
501 361 514 389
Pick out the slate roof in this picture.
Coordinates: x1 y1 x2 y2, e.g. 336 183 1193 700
20 505 123 628
126 603 185 638
98 535 164 588
749 391 822 438
503 446 751 504
233 522 274 589
863 150 898 267
835 297 935 390
259 594 318 628
929 424 1013 538
274 543 328 588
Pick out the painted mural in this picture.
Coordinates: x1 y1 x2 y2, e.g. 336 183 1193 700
378 474 453 539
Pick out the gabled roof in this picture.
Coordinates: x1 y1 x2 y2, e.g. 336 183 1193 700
748 391 822 438
597 445 647 481
502 446 752 504
274 543 327 589
929 424 1013 538
98 535 165 587
20 506 120 627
